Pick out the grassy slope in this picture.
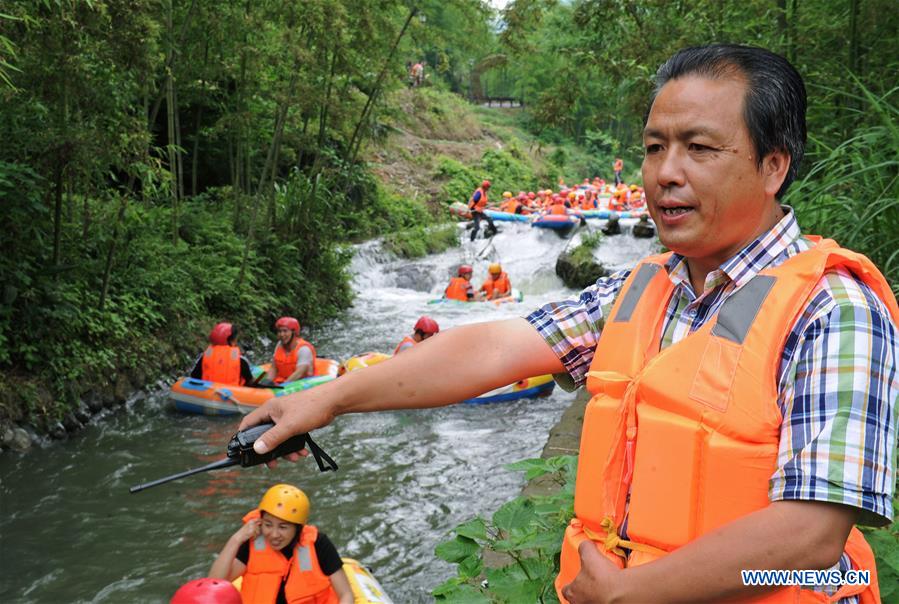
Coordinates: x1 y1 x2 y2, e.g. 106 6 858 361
368 86 602 210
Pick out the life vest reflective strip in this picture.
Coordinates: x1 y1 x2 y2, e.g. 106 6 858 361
556 240 896 603
394 336 416 355
201 345 243 385
445 277 471 301
240 512 338 604
469 187 488 211
274 339 318 383
482 273 511 298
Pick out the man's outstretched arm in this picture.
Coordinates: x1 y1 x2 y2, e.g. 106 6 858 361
239 318 564 453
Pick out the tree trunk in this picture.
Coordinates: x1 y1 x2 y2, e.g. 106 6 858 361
346 7 418 165
98 194 129 310
192 104 202 196
174 83 184 201
166 0 179 244
52 158 63 269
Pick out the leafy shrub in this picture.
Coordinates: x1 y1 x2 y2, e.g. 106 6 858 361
433 455 576 603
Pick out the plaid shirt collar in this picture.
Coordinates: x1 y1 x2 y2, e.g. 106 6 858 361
664 206 802 296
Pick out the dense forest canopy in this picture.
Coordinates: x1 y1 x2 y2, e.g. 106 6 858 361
0 0 896 412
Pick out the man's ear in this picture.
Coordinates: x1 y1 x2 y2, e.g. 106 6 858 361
763 149 791 197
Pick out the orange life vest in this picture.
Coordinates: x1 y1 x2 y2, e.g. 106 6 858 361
394 335 416 355
240 511 338 604
613 159 623 172
556 240 896 604
273 339 317 384
549 203 568 215
201 345 243 385
481 272 511 299
445 277 472 301
468 187 489 212
500 199 520 214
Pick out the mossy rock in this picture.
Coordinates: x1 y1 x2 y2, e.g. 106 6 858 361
556 248 608 290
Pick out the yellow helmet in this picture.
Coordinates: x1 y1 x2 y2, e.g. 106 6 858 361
567 192 576 200
502 191 512 198
258 484 310 524
630 184 638 191
488 263 502 275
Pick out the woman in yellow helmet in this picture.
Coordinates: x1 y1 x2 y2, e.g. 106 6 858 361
209 484 353 604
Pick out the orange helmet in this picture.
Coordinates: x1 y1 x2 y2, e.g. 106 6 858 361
274 316 300 336
481 180 491 189
208 322 234 346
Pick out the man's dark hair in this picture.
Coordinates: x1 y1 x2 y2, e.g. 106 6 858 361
648 44 807 199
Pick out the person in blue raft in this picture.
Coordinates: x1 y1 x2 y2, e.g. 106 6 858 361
235 45 897 604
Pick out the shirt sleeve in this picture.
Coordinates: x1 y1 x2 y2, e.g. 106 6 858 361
524 270 631 391
771 268 899 526
314 532 344 576
235 539 250 565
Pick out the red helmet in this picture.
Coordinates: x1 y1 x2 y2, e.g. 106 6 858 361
481 180 491 189
170 578 241 604
457 264 473 276
414 316 440 335
208 322 233 346
274 316 300 335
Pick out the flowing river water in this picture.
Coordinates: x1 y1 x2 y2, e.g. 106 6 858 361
0 220 656 603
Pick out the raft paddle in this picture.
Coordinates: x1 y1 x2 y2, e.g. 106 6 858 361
129 422 338 493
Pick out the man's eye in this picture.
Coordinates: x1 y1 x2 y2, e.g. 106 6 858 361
689 143 714 151
645 144 662 153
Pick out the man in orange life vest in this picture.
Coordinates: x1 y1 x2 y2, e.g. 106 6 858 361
480 263 512 300
468 179 497 241
444 265 484 302
209 484 354 604
394 316 440 354
189 322 256 386
265 316 317 384
240 45 897 604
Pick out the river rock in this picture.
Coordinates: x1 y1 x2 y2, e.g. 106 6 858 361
114 373 133 405
7 427 32 452
85 391 105 413
1 424 15 447
602 216 622 236
62 412 83 432
74 404 92 424
48 421 67 440
632 216 656 239
556 248 608 290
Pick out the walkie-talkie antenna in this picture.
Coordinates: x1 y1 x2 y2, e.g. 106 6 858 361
129 458 238 493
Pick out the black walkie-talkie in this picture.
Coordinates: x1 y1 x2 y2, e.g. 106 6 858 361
129 423 338 493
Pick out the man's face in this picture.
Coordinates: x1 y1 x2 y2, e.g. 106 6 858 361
276 327 294 344
642 75 786 274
